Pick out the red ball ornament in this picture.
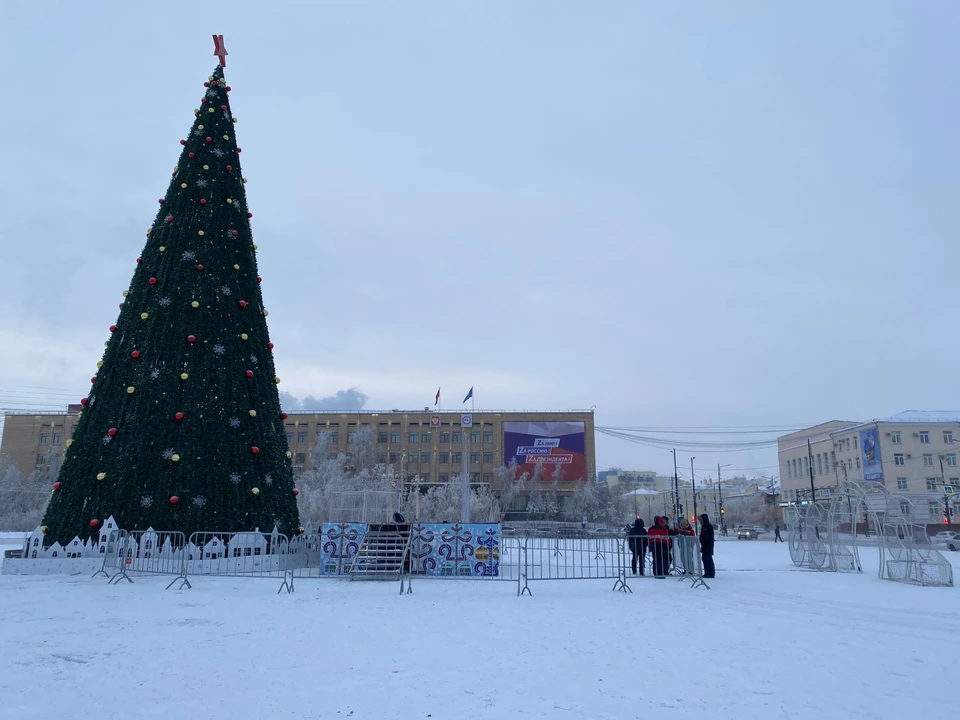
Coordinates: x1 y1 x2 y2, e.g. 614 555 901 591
226 86 231 92
221 104 227 111
148 277 157 285
158 199 164 204
205 137 213 143
245 370 254 378
131 350 141 359
188 152 196 159
180 139 186 145
165 215 174 223
170 496 179 505
251 446 260 455
90 377 96 383
119 303 124 309
293 489 300 496
187 335 196 343
236 148 242 153
108 428 118 437
238 300 247 308
109 325 118 333
201 97 208 104
136 257 142 264
231 230 238 237
203 82 210 87
247 212 253 218
267 342 274 350
225 165 232 172
200 198 207 205
175 412 184 421
281 412 288 420
210 81 218 87
80 397 89 406
89 519 100 528
196 264 204 271
257 276 262 284
53 482 61 491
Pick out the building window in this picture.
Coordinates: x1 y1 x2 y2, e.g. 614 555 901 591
319 431 338 444
298 432 308 444
945 431 955 444
930 502 942 518
40 433 49 445
482 473 493 483
408 432 419 443
470 452 480 465
390 432 400 443
830 451 836 471
897 477 909 491
347 431 357 444
471 432 480 443
440 432 450 444
378 432 388 443
787 462 793 479
950 477 960 488
389 452 400 464
817 454 823 475
439 452 449 464
919 431 930 444
927 478 940 492
470 472 480 483
452 452 462 464
845 438 851 451
483 452 493 464
946 454 958 467
895 454 905 466
295 452 306 464
421 431 431 444
377 452 386 463
407 452 419 465
421 453 431 466
483 432 493 444
855 457 861 469
924 454 935 467
286 432 294 444
792 459 798 478
52 433 62 445
452 432 462 444
439 473 449 483
891 432 901 444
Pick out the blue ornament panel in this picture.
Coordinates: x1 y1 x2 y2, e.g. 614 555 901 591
410 523 500 577
318 522 367 576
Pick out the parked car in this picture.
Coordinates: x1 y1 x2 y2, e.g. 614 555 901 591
933 531 960 551
557 526 583 537
737 527 759 540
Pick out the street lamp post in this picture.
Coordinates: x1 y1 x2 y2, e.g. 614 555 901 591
691 457 698 531
718 463 731 536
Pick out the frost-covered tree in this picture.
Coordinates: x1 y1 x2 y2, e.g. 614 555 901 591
414 479 500 523
0 458 48 531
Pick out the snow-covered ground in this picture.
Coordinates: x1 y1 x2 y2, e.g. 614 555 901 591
1 535 958 720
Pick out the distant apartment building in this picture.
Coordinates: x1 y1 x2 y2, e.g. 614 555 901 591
599 469 674 492
778 412 960 512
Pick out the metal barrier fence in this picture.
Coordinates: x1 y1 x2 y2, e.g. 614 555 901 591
92 529 190 589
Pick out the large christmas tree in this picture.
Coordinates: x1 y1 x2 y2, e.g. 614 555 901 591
42 50 300 545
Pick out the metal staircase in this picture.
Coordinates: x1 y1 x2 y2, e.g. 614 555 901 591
349 524 412 592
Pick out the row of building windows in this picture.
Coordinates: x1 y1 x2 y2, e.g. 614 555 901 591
832 430 956 451
39 433 64 445
309 450 496 466
787 452 958 479
285 430 496 446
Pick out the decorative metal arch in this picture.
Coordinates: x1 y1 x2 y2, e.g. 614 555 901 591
786 481 953 587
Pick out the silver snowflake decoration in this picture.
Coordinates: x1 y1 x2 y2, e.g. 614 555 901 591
158 297 172 307
229 417 241 428
205 88 218 99
212 344 225 355
196 178 209 188
264 474 273 486
150 369 161 379
192 496 206 507
181 251 196 261
219 285 232 296
193 128 204 136
212 148 225 158
162 448 176 460
229 472 242 484
140 495 153 508
250 353 259 365
102 435 113 445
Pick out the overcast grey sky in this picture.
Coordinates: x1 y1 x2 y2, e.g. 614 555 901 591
1 1 958 479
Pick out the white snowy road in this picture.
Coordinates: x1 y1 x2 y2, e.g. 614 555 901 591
1 539 957 720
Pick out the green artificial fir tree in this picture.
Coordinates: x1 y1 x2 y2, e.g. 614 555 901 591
42 54 301 545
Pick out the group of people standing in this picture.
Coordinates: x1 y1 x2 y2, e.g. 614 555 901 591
626 513 716 579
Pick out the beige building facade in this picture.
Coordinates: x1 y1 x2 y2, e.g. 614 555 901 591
1 407 596 492
779 412 960 507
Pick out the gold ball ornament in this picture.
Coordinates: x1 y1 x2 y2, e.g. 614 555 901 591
78 411 82 417
173 166 179 173
232 118 238 124
253 244 258 251
159 246 166 253
207 107 215 113
171 454 180 462
41 525 48 533
181 183 187 189
146 228 152 236
222 134 229 140
263 310 269 317
251 487 260 495
180 373 189 381
198 125 204 130
248 410 257 417
122 290 130 297
191 301 200 308
286 451 292 459
65 439 73 448
242 178 248 184
96 361 103 368
233 264 240 270
194 108 199 115
226 198 233 204
275 377 281 384
126 386 135 394
97 472 106 481
240 333 248 340
203 165 209 170
141 313 149 320
198 230 205 236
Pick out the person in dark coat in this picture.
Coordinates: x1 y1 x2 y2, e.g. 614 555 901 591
774 522 783 542
627 518 647 575
699 513 715 578
646 516 671 578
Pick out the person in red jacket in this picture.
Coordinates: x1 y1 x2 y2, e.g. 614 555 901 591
646 516 671 578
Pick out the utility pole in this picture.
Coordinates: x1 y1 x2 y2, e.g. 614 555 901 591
718 462 725 535
807 438 817 502
941 455 952 526
691 456 698 531
672 449 680 521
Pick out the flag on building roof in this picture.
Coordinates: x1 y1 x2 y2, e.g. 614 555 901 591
463 386 473 404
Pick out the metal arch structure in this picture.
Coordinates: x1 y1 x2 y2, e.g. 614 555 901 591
786 481 953 587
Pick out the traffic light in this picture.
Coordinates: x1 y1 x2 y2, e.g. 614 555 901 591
720 508 725 515
691 516 697 523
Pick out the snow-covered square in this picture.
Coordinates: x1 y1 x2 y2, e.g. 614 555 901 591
2 535 957 720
